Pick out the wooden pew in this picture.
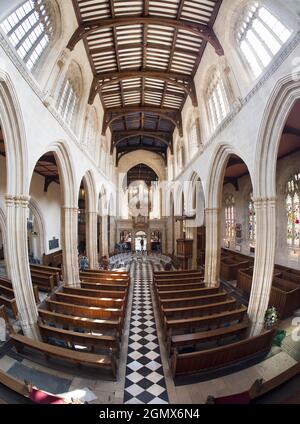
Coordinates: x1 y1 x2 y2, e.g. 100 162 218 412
0 368 30 400
163 298 237 320
30 265 61 285
154 270 200 277
80 271 129 279
169 319 249 355
80 274 130 284
38 322 119 355
10 333 117 378
170 328 276 377
220 257 249 281
165 305 247 336
155 281 205 291
154 277 204 286
46 299 124 321
80 281 128 291
159 292 228 310
63 286 128 300
157 286 220 299
31 271 55 292
0 284 18 319
38 309 122 336
282 270 300 285
43 250 63 268
270 277 300 319
55 292 124 309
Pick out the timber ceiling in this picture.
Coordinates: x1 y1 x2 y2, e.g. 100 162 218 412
70 0 224 163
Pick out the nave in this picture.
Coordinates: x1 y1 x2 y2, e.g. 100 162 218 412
0 253 299 404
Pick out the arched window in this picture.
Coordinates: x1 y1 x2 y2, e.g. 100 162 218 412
188 119 198 158
286 173 300 247
1 0 58 72
236 2 292 79
225 195 235 240
56 62 82 127
206 70 230 132
248 193 256 244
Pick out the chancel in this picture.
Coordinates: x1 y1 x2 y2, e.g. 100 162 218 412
0 0 299 406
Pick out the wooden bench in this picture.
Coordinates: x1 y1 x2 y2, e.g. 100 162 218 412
169 319 249 355
80 281 128 291
80 274 130 284
55 291 124 309
154 272 203 279
30 265 61 285
165 305 247 336
81 271 129 279
46 299 124 321
10 333 117 378
0 284 18 319
159 292 228 310
38 309 122 336
38 322 119 355
170 328 276 377
270 277 300 318
163 298 237 320
220 257 249 281
157 286 220 299
43 250 63 268
155 281 205 291
64 286 128 300
0 368 30 400
31 271 55 292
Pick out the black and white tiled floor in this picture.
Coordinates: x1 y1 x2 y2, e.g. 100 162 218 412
123 255 169 404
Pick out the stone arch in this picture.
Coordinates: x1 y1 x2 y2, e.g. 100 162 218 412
206 143 253 209
0 70 28 195
0 207 9 278
186 171 205 227
255 74 300 198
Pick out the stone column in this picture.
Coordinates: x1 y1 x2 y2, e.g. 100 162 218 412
101 215 109 256
86 211 98 269
5 195 40 339
61 206 80 287
204 208 221 287
248 198 276 336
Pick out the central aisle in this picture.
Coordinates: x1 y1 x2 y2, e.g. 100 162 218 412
123 254 169 404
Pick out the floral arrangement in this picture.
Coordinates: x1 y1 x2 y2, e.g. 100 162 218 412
264 306 278 329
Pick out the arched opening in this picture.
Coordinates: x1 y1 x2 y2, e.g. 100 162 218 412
271 99 300 319
135 231 147 252
150 231 161 252
220 154 254 292
77 182 86 255
29 152 62 270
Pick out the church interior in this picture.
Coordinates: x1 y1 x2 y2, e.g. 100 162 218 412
0 0 300 405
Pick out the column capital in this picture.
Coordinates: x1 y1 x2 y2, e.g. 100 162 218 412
205 207 221 213
253 197 277 206
62 206 79 212
5 194 30 207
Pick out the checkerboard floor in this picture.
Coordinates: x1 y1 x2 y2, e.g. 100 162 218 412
123 254 170 404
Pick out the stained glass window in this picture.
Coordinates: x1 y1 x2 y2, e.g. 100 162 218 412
286 173 300 247
225 195 236 240
236 2 292 79
248 193 256 243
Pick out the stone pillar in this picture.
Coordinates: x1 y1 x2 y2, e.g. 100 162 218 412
5 195 40 339
248 198 276 336
101 215 109 256
204 208 221 287
86 211 98 269
61 206 80 287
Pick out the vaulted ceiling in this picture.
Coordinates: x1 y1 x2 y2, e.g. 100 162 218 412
70 0 224 164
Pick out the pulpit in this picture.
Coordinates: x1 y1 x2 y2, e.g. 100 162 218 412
176 238 193 270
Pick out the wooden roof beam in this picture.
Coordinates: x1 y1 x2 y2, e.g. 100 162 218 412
102 108 183 137
67 17 224 56
88 71 197 106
